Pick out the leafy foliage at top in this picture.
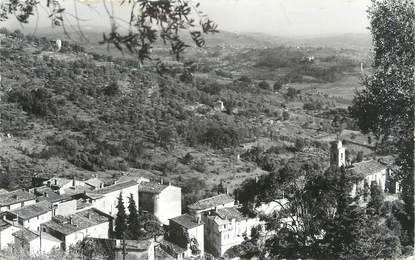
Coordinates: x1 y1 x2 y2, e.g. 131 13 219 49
0 0 218 63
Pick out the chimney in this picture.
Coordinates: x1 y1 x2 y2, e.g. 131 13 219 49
72 176 76 187
13 194 18 200
196 216 201 224
160 179 164 185
44 192 48 198
69 216 73 225
54 179 57 185
87 213 91 219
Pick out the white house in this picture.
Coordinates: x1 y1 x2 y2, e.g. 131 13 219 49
13 228 61 255
213 100 225 112
41 208 112 251
138 182 182 225
0 219 20 250
5 201 52 232
0 189 37 212
83 180 140 216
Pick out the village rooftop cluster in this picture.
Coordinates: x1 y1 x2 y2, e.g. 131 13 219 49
0 140 401 259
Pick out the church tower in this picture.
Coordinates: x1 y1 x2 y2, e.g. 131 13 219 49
330 140 345 167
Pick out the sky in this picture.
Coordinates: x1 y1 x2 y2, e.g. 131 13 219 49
2 0 372 37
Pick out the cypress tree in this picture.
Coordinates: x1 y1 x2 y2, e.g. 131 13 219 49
114 193 127 238
127 193 141 239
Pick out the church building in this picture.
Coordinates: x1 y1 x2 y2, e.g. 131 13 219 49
330 140 399 198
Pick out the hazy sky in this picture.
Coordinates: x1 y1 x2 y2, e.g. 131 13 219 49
3 0 372 36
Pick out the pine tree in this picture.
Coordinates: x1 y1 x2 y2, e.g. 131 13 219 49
114 193 127 239
127 193 141 240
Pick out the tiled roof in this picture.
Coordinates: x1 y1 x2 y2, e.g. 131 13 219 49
0 190 36 207
42 208 111 236
0 189 8 194
13 229 38 242
89 180 138 195
138 182 168 194
9 201 51 220
216 207 245 221
170 214 202 229
188 194 234 210
346 160 387 178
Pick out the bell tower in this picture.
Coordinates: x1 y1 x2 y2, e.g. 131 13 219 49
330 140 345 167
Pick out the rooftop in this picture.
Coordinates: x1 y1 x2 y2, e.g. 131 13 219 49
42 208 111 235
188 194 234 210
13 229 38 242
170 214 203 229
346 160 387 178
43 177 73 187
89 180 138 195
76 199 92 211
31 186 70 203
9 201 51 220
138 182 168 194
215 207 245 221
85 178 104 188
0 189 36 207
63 185 94 196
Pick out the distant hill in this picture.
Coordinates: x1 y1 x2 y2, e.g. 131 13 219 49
288 33 372 50
21 26 371 51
